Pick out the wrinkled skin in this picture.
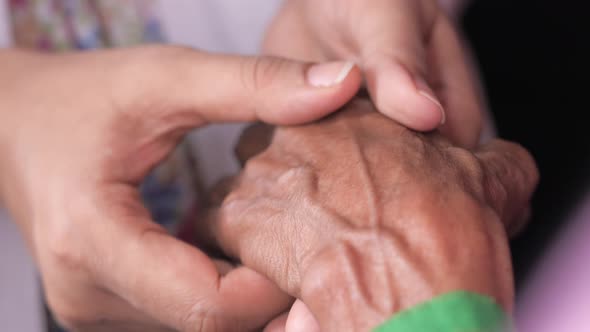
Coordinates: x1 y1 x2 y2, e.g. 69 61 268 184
202 98 538 331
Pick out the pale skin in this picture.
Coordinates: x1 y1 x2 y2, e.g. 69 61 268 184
0 46 363 331
0 0 525 330
264 0 484 148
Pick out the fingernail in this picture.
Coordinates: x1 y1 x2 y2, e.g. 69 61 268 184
415 76 446 125
307 61 356 88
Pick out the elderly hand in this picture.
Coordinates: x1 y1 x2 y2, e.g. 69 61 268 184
0 46 362 331
265 0 483 147
203 99 538 331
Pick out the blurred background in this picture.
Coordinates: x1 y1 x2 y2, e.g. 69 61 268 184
463 1 589 285
1 0 588 331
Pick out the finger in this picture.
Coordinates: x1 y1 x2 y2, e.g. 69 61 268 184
428 13 484 147
262 300 320 332
285 300 320 332
475 140 539 235
109 46 362 126
351 0 445 130
91 194 292 332
263 313 289 332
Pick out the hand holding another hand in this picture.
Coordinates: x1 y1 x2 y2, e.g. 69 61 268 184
0 46 362 331
265 0 484 147
205 98 538 331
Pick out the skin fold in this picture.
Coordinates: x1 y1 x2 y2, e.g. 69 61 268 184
201 98 538 331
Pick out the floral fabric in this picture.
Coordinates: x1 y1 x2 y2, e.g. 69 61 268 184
8 0 164 50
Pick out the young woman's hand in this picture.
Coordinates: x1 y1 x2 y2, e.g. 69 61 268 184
265 0 483 147
0 46 361 331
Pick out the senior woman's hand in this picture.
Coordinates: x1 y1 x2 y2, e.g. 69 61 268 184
203 99 538 331
0 46 362 331
265 0 483 147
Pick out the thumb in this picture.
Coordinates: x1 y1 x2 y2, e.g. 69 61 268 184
475 140 539 235
285 300 320 332
111 46 362 126
90 191 292 331
352 0 446 131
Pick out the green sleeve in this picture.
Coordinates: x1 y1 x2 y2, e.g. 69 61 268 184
373 291 513 332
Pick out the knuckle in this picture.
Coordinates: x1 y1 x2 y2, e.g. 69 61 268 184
479 139 539 218
502 140 540 189
277 166 315 187
399 129 430 155
484 170 509 214
45 230 87 273
241 56 291 92
42 202 94 274
181 305 226 332
242 153 289 180
446 146 486 193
